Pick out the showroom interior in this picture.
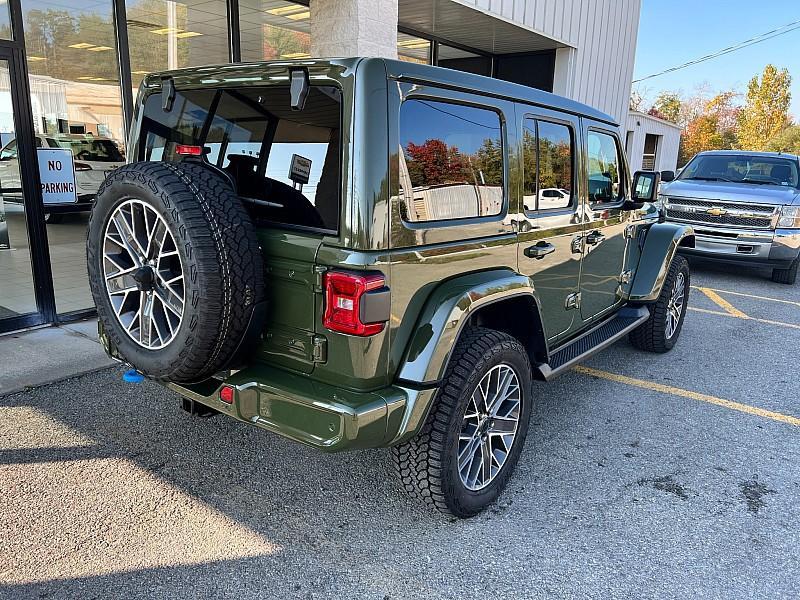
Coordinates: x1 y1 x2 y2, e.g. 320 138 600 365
0 0 632 335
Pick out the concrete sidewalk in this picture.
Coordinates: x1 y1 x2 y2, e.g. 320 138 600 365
0 320 115 396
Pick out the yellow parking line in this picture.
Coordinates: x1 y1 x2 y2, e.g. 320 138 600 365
688 306 800 330
691 286 800 308
696 287 749 318
574 366 800 427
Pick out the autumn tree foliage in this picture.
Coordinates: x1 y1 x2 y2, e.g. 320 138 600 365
766 125 800 154
405 138 503 188
737 64 792 151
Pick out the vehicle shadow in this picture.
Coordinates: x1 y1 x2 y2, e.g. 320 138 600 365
684 255 774 283
0 367 565 598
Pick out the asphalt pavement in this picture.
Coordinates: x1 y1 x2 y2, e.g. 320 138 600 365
1 256 798 599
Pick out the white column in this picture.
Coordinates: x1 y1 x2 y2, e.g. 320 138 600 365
552 47 575 98
310 0 398 59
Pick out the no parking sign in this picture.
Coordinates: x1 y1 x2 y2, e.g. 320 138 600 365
37 148 77 204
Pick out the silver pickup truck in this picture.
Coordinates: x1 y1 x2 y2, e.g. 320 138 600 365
659 150 800 284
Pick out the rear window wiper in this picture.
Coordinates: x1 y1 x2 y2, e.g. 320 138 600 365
683 176 732 182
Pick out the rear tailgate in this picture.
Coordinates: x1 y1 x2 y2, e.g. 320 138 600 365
255 229 323 374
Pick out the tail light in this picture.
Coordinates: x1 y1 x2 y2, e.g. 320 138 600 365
175 144 204 156
323 270 389 336
74 161 91 171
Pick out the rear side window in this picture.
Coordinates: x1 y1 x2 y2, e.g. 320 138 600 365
522 118 574 213
398 99 503 222
587 130 624 204
138 85 342 232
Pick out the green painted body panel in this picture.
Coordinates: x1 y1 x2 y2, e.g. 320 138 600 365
167 362 435 451
628 222 695 302
254 230 322 374
115 57 681 451
396 269 538 385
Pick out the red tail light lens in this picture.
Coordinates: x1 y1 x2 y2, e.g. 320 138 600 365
175 144 204 156
323 271 387 336
219 385 235 404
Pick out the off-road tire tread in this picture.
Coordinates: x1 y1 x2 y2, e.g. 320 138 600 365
88 161 265 382
629 255 689 353
771 257 798 285
391 327 529 516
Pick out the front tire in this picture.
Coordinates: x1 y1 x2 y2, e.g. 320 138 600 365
772 257 798 285
629 255 690 353
392 328 533 517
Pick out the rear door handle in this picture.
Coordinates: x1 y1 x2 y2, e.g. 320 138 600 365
524 241 556 259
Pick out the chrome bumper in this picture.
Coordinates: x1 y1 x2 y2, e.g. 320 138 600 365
675 224 800 267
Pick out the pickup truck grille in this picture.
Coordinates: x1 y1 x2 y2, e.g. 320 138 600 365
665 197 776 230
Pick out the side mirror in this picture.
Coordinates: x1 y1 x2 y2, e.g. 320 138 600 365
660 170 676 183
625 170 661 209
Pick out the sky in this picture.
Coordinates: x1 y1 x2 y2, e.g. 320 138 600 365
633 0 800 119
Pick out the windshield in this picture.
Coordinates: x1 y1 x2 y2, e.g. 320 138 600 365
54 139 125 162
678 154 799 188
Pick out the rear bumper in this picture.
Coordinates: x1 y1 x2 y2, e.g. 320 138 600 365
167 364 437 452
675 225 800 268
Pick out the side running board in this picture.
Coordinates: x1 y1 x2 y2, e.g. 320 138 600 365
534 305 650 381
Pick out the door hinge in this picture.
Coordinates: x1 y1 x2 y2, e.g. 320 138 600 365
565 292 581 310
624 224 638 239
312 335 328 363
313 265 327 292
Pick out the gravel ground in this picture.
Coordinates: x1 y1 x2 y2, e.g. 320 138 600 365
1 257 798 599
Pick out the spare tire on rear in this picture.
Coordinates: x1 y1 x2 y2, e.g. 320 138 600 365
87 161 266 383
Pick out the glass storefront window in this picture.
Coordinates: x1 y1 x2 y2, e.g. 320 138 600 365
126 0 230 88
239 1 311 61
397 33 430 64
0 1 11 39
22 0 126 314
0 60 37 319
437 44 491 77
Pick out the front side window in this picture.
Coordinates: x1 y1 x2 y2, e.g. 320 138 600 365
587 130 623 204
138 85 342 232
522 119 574 212
678 154 799 188
399 99 504 222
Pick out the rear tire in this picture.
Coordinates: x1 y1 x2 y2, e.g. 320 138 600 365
391 327 532 518
772 257 798 285
629 255 689 353
87 161 266 383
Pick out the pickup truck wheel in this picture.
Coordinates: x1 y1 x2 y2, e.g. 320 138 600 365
771 257 798 285
391 327 532 518
629 255 690 353
87 161 266 383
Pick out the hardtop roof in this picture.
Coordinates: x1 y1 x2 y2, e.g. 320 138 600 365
144 57 618 127
381 58 617 126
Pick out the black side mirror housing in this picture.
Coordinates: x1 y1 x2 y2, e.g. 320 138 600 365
626 170 661 209
660 170 676 183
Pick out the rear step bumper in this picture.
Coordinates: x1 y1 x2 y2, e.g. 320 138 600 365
534 306 650 381
168 364 437 452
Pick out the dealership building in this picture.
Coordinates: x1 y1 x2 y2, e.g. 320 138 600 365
0 0 678 334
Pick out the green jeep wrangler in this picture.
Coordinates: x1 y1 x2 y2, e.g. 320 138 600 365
88 58 694 517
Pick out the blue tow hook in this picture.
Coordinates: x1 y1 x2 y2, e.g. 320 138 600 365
123 369 145 383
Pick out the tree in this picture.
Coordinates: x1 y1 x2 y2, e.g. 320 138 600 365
737 64 792 151
650 92 682 123
766 125 800 154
